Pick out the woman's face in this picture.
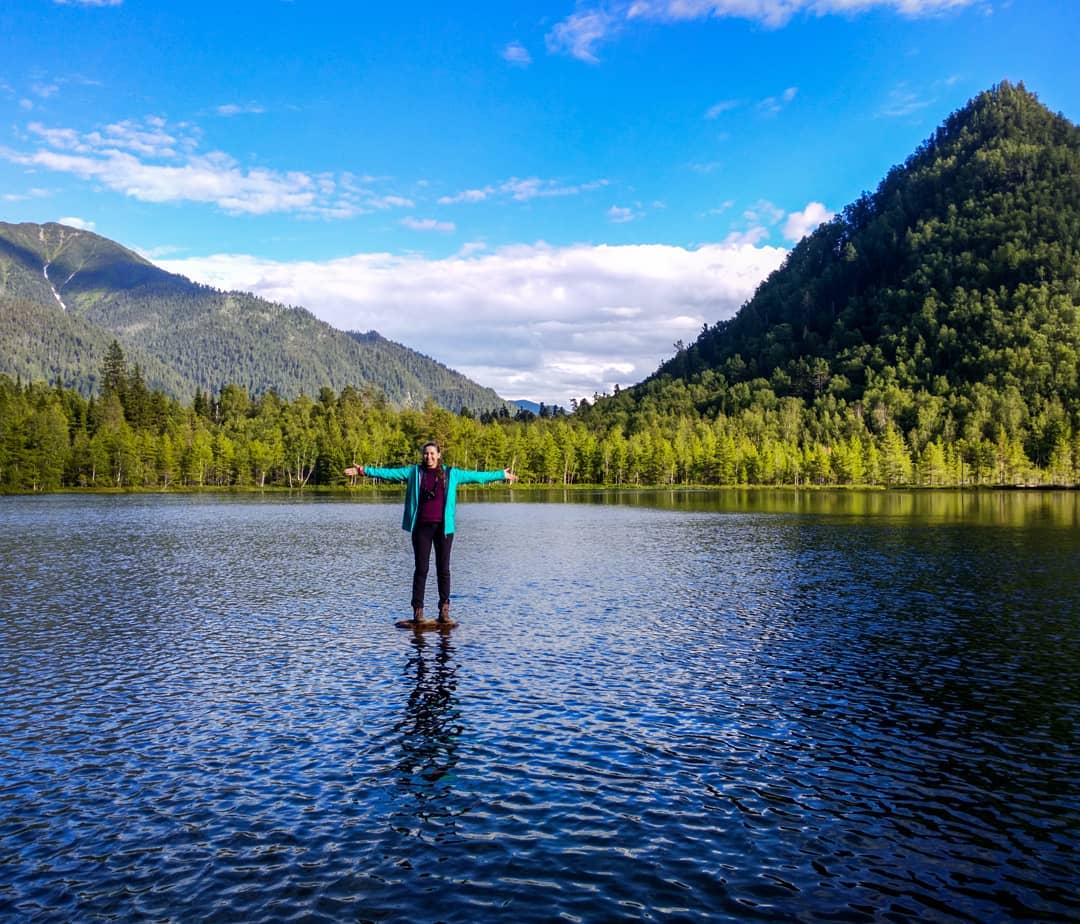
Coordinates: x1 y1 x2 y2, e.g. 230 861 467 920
422 444 441 469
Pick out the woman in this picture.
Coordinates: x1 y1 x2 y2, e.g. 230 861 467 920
345 442 517 628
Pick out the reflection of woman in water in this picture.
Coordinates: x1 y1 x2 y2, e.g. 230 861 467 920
399 634 459 784
390 633 464 850
345 441 516 628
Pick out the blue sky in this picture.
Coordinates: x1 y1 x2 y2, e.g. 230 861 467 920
2 0 1077 404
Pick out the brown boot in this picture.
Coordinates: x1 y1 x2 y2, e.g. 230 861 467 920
437 601 458 628
396 607 434 630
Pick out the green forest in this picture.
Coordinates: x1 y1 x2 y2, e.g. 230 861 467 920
1 339 1075 493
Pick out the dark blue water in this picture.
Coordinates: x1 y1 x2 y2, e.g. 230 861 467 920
1 492 1077 922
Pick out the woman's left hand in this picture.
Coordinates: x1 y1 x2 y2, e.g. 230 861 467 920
504 469 518 483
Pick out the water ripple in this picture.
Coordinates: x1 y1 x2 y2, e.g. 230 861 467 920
0 493 1077 922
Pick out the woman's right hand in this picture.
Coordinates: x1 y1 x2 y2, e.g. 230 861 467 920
344 465 364 478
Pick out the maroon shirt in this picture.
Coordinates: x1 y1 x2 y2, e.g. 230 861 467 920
418 466 446 523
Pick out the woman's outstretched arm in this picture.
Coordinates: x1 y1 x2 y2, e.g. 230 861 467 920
452 468 518 485
344 464 413 482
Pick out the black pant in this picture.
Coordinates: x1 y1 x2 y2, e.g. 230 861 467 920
411 521 453 609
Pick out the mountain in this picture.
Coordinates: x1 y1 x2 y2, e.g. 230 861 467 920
635 82 1079 451
0 221 511 413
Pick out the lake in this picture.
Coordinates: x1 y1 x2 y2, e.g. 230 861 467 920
0 490 1077 922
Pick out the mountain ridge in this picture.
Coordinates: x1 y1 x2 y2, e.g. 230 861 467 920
0 221 512 413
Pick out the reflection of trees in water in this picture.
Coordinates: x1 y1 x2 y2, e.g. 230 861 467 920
517 488 1080 526
390 632 465 849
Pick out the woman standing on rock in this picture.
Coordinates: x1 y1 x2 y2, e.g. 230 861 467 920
345 441 517 629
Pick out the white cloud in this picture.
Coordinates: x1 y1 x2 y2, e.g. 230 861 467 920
758 86 798 115
216 103 266 117
877 83 935 117
721 198 788 244
369 194 415 209
705 99 742 119
706 88 795 120
625 0 980 27
607 205 638 223
27 123 87 151
503 178 550 201
93 118 191 157
401 216 456 233
551 0 982 58
743 199 785 226
439 176 609 206
4 117 411 218
505 176 609 201
704 199 735 216
1 187 52 202
10 148 324 215
438 187 492 205
724 227 771 246
159 240 787 403
57 216 96 231
26 116 196 159
8 72 105 106
501 42 533 66
545 9 618 63
783 201 833 241
724 197 831 244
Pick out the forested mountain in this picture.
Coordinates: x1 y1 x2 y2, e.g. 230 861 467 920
0 221 511 413
4 82 1079 493
0 292 192 396
584 82 1079 478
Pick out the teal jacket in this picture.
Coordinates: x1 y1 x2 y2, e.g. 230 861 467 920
363 464 508 534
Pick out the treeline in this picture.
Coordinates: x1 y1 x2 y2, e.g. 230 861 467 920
2 346 1076 493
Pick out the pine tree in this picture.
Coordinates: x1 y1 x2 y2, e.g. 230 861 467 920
101 340 128 403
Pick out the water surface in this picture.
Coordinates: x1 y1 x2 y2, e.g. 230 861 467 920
1 491 1076 921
